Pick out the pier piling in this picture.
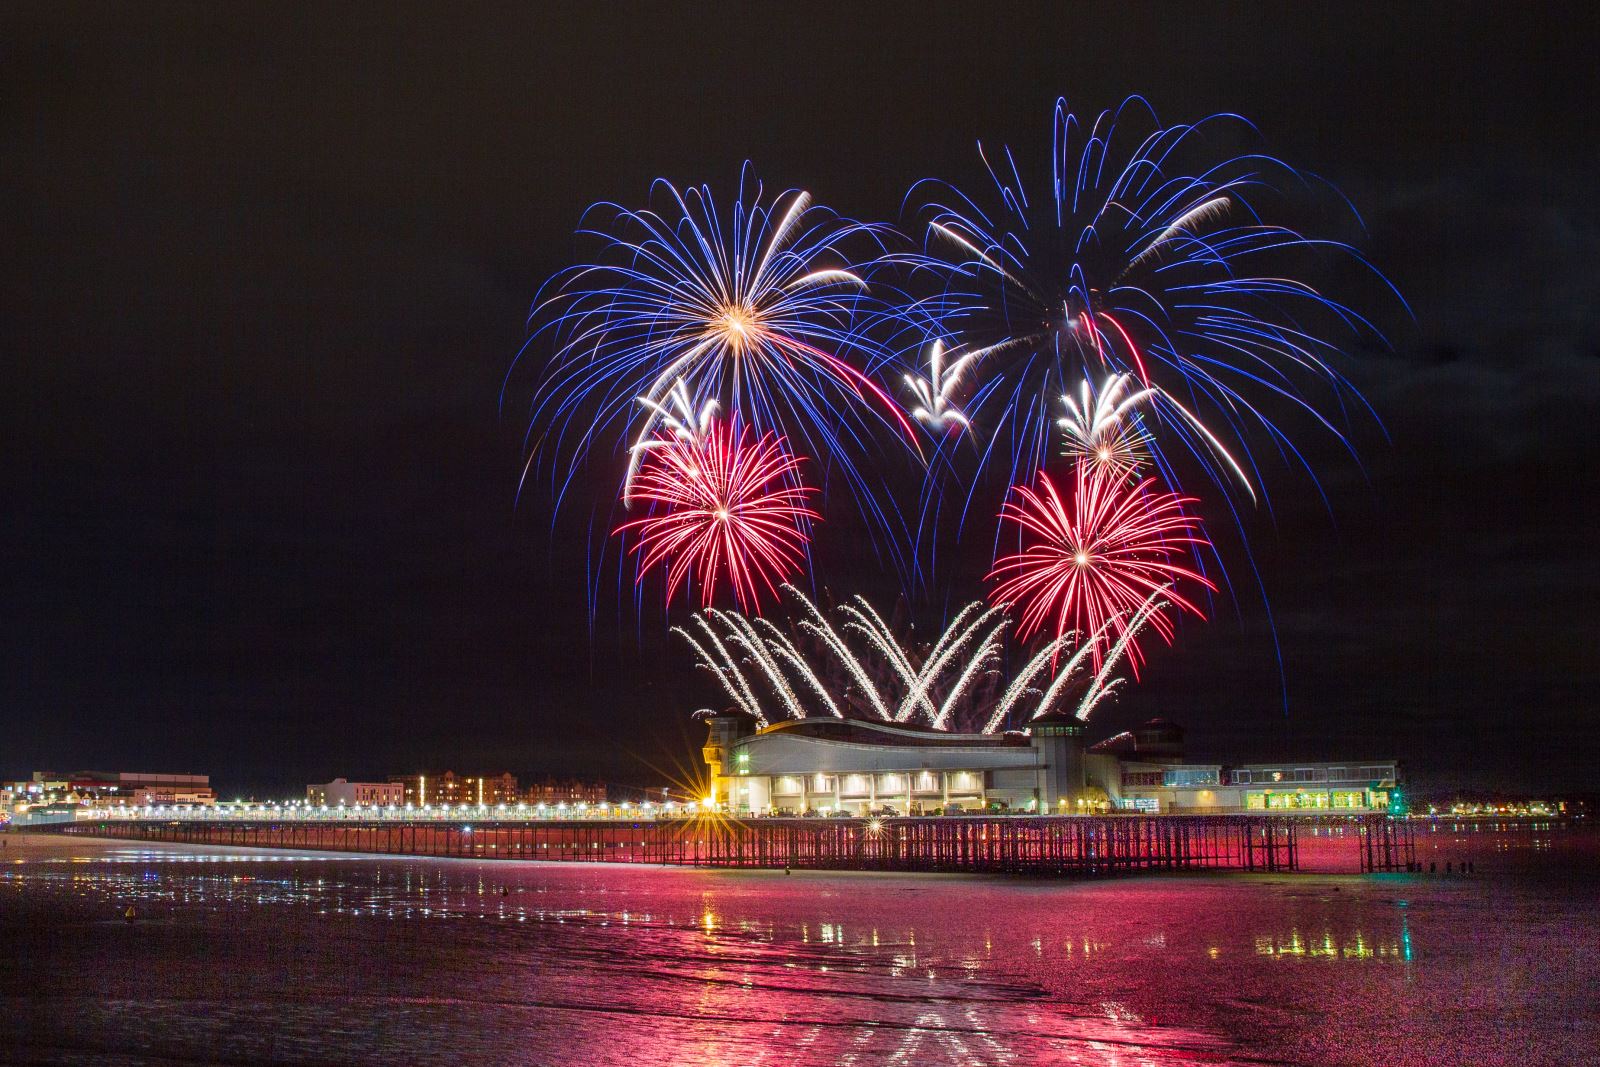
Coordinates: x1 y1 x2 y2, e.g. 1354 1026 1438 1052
35 813 1437 875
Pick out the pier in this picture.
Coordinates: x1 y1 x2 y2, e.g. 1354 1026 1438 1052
48 813 1416 875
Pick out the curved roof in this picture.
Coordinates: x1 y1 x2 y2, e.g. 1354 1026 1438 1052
755 717 1026 748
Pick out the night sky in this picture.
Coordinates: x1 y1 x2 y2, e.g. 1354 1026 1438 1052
5 4 1596 795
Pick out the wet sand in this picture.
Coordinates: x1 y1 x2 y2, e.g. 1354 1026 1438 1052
2 830 1596 1065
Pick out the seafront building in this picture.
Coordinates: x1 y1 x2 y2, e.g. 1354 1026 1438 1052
3 771 216 812
388 772 522 807
523 776 607 805
382 772 609 808
306 778 405 807
702 712 1401 816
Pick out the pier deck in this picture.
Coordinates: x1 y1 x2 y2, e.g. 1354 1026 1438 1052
49 813 1417 874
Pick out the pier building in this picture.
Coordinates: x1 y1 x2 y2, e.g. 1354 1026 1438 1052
702 712 1400 816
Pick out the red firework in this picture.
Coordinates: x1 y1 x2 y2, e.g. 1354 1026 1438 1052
988 463 1215 674
619 420 818 610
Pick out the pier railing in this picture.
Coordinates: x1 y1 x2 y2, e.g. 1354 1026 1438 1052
43 813 1415 875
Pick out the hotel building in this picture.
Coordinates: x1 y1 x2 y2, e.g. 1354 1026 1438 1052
524 777 608 805
383 772 607 808
306 778 405 807
388 772 522 807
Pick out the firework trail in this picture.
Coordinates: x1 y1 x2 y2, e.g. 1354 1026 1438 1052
678 586 1167 733
988 463 1215 675
618 419 818 611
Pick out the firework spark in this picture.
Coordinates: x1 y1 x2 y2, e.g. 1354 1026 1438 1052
1058 373 1256 498
988 464 1215 674
619 420 818 610
624 378 719 502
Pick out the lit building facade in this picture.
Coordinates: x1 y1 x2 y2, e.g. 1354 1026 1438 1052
129 784 217 807
523 777 608 805
703 712 1091 815
387 772 520 807
306 778 405 806
5 771 215 810
1094 722 1400 812
382 773 607 808
703 713 1401 816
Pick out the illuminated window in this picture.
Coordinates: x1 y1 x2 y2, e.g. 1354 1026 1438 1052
1163 768 1219 787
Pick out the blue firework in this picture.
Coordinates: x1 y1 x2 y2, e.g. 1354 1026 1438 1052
895 96 1406 512
516 168 917 522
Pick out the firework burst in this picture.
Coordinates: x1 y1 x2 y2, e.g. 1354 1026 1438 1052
1057 373 1156 479
899 97 1401 506
988 463 1215 674
520 168 916 519
1056 372 1256 496
902 338 1014 432
619 420 818 610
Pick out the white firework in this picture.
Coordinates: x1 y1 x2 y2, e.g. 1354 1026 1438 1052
623 377 720 503
902 338 1009 431
677 586 1168 734
1057 373 1157 478
1059 373 1257 500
